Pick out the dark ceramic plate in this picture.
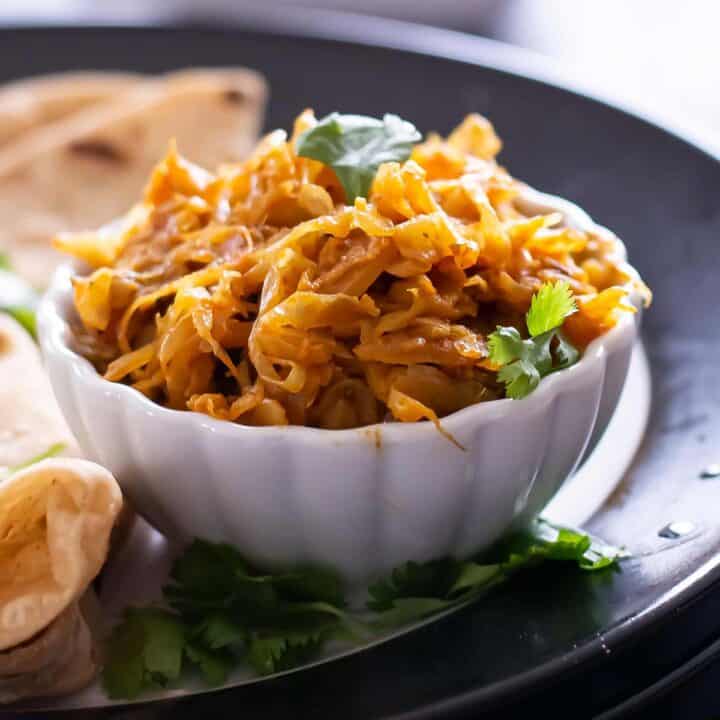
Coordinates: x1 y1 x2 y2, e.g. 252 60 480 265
3 11 720 719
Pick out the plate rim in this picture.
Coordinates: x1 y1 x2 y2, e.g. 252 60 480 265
2 12 719 717
3 6 719 162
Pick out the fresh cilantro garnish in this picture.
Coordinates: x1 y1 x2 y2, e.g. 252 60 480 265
102 522 621 699
103 608 185 700
367 558 484 627
5 442 66 475
526 280 576 336
296 112 421 203
247 630 327 676
184 641 235 686
366 519 621 627
0 257 39 338
190 612 246 650
488 281 579 399
102 540 351 697
497 518 624 571
367 558 464 612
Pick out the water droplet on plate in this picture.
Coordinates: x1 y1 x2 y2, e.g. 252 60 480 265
658 521 696 539
700 464 720 479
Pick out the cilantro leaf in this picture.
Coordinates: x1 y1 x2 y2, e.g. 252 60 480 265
191 612 246 649
367 558 462 612
367 519 621 628
185 642 234 686
272 566 346 607
497 358 541 400
296 112 421 203
102 608 185 700
170 539 250 591
448 563 502 596
246 636 287 675
486 325 524 365
487 281 580 400
498 519 623 572
6 442 66 475
142 613 185 681
247 630 326 676
164 539 254 614
579 539 625 571
525 331 554 375
553 332 580 370
102 612 148 700
367 558 502 627
0 268 39 338
526 280 576 337
369 597 454 628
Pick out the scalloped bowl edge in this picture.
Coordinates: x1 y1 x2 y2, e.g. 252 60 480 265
38 191 643 585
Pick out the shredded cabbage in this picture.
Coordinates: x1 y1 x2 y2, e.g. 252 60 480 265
58 111 649 430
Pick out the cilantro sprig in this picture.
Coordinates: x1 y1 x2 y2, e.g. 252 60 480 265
103 609 186 700
296 112 421 203
102 521 621 699
0 252 39 337
102 540 354 698
488 280 579 399
367 519 621 626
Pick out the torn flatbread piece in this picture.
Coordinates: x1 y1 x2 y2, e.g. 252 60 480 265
0 71 140 149
0 457 122 652
0 457 122 703
0 67 267 287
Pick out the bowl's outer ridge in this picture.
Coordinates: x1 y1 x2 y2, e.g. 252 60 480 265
39 191 639 585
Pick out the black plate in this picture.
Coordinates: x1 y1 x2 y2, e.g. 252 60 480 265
3 12 720 719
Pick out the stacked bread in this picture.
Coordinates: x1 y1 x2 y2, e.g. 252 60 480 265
0 68 266 703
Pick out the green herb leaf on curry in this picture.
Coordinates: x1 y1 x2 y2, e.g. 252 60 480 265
488 280 579 399
296 112 422 203
526 279 577 336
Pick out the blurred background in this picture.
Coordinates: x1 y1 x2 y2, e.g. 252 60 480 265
0 0 718 141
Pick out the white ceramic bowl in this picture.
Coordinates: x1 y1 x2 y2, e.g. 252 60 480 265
38 189 643 586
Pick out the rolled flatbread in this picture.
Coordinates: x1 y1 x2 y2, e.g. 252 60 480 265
0 315 123 702
0 457 122 652
0 598 97 704
0 71 140 149
0 67 267 287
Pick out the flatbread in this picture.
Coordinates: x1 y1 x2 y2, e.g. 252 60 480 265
0 599 97 704
0 314 78 468
0 71 141 149
0 67 267 287
0 457 122 652
0 315 125 703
